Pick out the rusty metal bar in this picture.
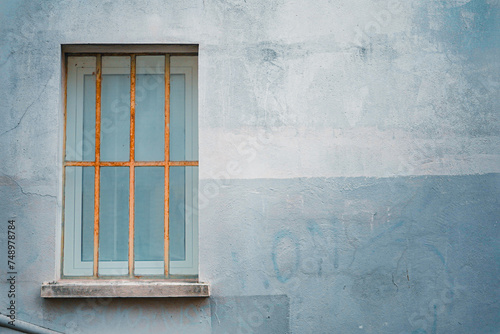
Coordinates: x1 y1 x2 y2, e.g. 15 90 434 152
169 161 199 166
65 161 199 167
101 161 131 166
135 161 166 166
65 161 198 167
64 161 97 166
164 55 170 277
93 55 102 277
130 55 136 162
128 55 136 277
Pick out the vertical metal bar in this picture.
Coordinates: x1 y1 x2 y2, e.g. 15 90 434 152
164 55 170 277
93 55 102 277
128 55 136 277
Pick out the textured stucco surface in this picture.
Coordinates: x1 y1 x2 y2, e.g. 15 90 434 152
0 0 499 333
201 174 499 333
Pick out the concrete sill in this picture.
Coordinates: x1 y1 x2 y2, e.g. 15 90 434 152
41 280 209 298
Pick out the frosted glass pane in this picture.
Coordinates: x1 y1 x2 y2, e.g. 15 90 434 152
135 167 164 263
135 56 165 161
65 57 96 161
101 57 130 162
99 167 129 268
170 167 186 261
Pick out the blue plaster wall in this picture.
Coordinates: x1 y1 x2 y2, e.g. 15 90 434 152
0 0 499 333
201 174 500 333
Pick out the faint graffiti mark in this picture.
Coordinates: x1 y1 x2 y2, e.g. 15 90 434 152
271 230 300 283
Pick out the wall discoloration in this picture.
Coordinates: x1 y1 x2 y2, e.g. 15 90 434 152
0 0 498 333
200 174 499 333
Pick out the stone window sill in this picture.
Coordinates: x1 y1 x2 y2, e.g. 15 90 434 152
41 280 209 298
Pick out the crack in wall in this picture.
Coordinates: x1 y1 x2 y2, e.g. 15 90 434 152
0 173 56 199
0 75 53 137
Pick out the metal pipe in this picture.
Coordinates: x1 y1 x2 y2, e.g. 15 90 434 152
0 313 62 334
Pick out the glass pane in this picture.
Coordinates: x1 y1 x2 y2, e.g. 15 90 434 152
170 166 185 261
134 167 164 275
135 56 165 161
81 167 95 262
101 56 130 162
63 166 94 276
99 167 129 276
65 57 96 161
170 166 198 266
170 56 198 162
170 74 186 161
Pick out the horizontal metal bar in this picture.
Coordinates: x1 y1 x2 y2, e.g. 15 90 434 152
169 161 199 166
64 161 98 166
65 161 199 166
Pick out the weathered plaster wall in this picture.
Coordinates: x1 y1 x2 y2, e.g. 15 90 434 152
0 0 498 333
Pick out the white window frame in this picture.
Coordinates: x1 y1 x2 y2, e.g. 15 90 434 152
63 53 199 278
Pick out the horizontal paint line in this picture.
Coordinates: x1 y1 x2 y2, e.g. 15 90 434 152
200 127 500 179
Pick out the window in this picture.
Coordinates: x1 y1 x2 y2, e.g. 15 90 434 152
62 47 198 279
